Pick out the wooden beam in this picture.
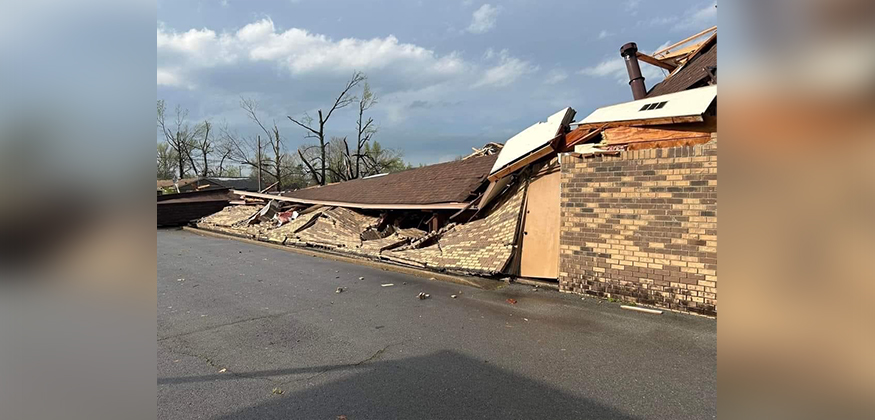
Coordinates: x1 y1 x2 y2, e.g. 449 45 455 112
563 124 608 150
231 190 471 210
602 126 713 145
652 26 716 57
487 146 554 182
636 52 676 71
258 181 279 193
573 115 704 132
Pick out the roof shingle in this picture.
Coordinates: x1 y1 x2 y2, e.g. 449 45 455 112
282 154 497 206
648 39 716 97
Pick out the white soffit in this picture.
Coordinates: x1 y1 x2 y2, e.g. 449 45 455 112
578 85 717 125
490 107 575 175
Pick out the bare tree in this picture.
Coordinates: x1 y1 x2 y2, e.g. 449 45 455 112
218 122 268 183
352 82 378 179
288 71 365 185
157 142 178 180
192 120 213 177
157 100 203 179
239 98 287 191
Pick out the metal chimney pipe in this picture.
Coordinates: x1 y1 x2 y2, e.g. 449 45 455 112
620 42 647 100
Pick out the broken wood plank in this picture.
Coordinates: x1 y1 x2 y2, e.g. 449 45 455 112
601 125 714 145
487 145 554 182
636 52 677 71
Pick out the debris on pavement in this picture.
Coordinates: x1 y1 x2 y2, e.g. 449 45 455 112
451 295 458 299
429 277 436 281
335 287 344 293
359 277 364 280
621 305 663 315
271 387 284 395
417 292 430 300
218 368 226 373
506 298 518 305
381 283 394 287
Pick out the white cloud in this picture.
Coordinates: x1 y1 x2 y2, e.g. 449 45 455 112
673 2 717 31
645 16 679 27
156 68 185 87
624 0 641 13
579 59 625 77
157 18 469 87
467 4 500 34
579 57 667 86
544 69 568 85
474 49 538 88
597 30 612 40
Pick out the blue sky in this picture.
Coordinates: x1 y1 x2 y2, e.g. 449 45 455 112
157 0 716 165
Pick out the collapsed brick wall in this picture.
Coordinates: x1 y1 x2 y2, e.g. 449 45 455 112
559 142 717 315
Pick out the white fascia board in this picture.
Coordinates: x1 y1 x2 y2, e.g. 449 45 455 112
489 107 575 175
579 85 716 125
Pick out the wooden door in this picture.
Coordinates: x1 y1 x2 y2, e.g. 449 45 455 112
519 170 560 279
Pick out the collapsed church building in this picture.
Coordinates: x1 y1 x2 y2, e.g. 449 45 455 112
190 27 718 315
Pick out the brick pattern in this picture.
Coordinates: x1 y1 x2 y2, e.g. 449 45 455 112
559 142 717 315
391 176 525 274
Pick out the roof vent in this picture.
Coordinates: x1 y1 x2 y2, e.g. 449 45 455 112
638 101 668 111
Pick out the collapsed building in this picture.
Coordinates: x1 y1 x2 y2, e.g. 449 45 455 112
192 27 718 315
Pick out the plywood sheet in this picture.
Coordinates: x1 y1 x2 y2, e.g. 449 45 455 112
519 170 561 279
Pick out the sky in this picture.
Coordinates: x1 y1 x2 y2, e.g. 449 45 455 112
157 0 717 166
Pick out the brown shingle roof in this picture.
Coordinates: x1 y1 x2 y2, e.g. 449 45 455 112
283 154 497 206
647 39 716 97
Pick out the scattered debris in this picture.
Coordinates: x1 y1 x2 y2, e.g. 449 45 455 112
621 305 663 315
335 287 344 294
381 283 394 287
417 292 430 300
451 295 458 299
402 282 407 285
523 318 529 322
271 387 284 395
506 298 518 305
359 277 365 280
429 277 436 281
218 368 227 373
177 278 185 282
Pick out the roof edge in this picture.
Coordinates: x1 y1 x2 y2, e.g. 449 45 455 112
233 190 472 210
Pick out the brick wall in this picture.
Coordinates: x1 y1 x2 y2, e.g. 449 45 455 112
559 142 717 315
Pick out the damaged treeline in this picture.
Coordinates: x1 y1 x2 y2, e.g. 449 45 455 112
157 72 408 189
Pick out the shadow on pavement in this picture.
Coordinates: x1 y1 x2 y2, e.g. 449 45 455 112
163 349 641 419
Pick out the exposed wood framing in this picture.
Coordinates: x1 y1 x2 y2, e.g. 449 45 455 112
561 124 608 151
487 145 554 182
258 181 279 193
652 26 716 58
231 190 471 210
601 125 713 145
574 115 703 132
636 52 677 71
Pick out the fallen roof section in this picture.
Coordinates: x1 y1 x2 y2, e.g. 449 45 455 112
577 85 716 126
232 190 471 210
647 35 716 97
489 108 575 176
274 154 496 209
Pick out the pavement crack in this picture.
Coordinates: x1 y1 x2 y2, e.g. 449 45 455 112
158 311 291 342
275 339 409 387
